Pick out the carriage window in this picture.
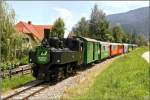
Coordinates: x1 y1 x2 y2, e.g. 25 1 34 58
23 38 29 43
112 45 117 50
103 46 105 51
105 46 108 51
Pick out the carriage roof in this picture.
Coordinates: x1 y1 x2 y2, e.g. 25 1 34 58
78 37 98 42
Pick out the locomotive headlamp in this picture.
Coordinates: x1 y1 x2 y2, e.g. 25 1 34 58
29 58 32 63
57 60 60 63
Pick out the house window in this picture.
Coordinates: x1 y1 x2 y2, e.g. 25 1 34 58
23 38 29 43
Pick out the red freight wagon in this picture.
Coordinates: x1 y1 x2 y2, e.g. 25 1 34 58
118 43 124 54
110 43 119 56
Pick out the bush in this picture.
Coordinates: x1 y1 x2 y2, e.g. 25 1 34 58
1 56 29 71
1 63 8 71
19 56 29 65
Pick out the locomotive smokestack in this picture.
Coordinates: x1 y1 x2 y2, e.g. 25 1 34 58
44 29 50 39
28 21 32 24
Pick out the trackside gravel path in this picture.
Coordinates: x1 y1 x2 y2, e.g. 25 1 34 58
142 51 150 63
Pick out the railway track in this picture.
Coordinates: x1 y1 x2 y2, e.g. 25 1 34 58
2 80 48 100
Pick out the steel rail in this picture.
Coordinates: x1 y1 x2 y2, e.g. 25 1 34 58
22 85 49 100
2 80 45 100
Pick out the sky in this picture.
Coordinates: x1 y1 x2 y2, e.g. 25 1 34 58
7 1 149 38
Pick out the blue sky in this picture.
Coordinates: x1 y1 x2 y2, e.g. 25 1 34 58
7 1 149 37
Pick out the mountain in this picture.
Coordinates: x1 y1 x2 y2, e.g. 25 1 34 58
107 7 149 39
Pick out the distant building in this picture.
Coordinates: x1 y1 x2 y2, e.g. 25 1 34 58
16 21 53 42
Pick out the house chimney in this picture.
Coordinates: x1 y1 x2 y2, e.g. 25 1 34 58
28 21 32 24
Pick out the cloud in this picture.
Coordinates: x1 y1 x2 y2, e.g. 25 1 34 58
54 7 73 19
97 1 149 15
53 7 74 38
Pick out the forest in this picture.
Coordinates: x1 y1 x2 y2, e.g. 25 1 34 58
71 5 148 46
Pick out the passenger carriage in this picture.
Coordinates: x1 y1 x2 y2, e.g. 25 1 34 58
110 43 119 56
78 37 99 65
128 44 133 52
123 43 129 53
99 41 110 60
117 43 124 54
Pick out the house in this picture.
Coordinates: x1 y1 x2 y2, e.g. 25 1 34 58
16 21 53 42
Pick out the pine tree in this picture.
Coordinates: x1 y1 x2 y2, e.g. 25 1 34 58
72 17 89 37
89 4 109 41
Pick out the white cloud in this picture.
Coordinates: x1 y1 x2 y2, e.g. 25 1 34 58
54 7 73 19
53 7 74 38
97 1 149 15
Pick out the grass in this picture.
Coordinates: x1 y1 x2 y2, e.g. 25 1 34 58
63 47 149 100
1 74 35 92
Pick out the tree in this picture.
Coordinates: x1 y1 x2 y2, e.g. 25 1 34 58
127 32 147 46
51 17 65 38
72 17 89 37
105 29 114 42
0 1 24 62
126 33 132 44
136 34 147 46
89 4 109 41
1 1 15 60
122 33 128 43
112 26 125 43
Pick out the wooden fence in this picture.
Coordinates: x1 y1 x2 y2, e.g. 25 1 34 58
0 64 32 79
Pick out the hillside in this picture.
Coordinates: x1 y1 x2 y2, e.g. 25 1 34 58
107 7 149 39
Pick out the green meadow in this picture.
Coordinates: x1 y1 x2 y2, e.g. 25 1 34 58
1 74 35 92
65 47 149 100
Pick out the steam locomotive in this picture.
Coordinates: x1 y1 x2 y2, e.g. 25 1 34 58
29 29 137 82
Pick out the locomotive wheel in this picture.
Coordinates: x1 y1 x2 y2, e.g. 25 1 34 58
64 63 77 78
72 62 77 75
72 65 77 75
45 63 77 82
70 67 74 75
65 64 71 77
47 66 65 82
58 67 65 81
52 67 59 82
64 66 69 78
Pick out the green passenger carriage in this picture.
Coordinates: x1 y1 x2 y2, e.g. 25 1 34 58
99 41 110 60
78 37 99 65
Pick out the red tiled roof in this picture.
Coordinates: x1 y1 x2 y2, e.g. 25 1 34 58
16 21 53 41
